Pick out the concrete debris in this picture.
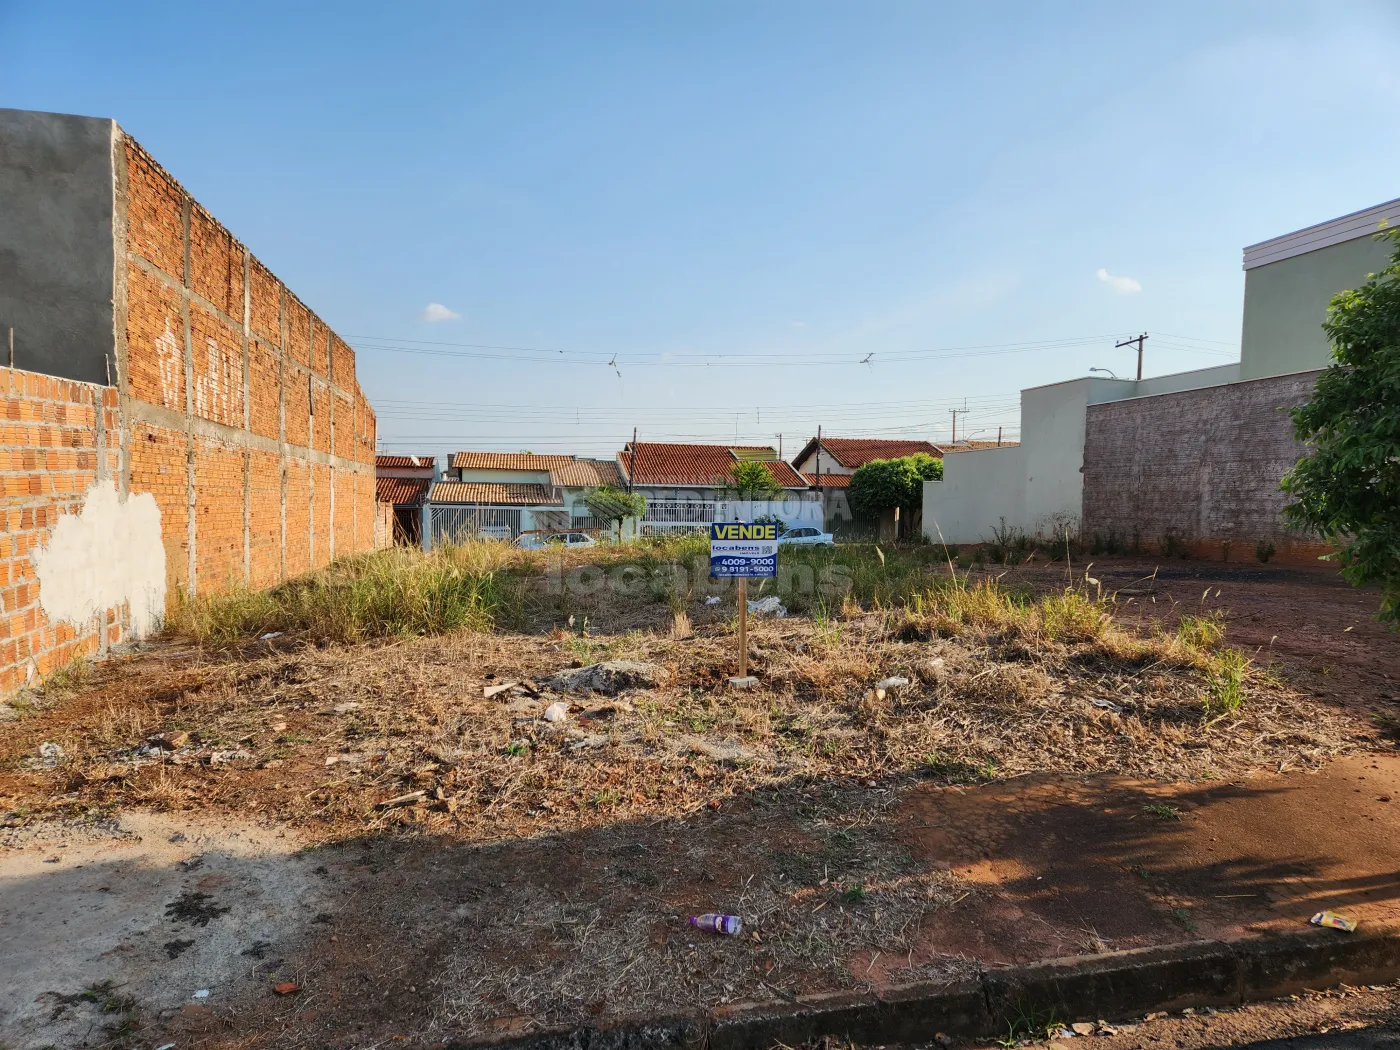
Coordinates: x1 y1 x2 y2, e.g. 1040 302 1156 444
705 595 722 605
1071 1022 1095 1036
1090 698 1123 713
543 660 662 695
567 733 609 751
483 681 519 700
34 741 65 767
747 596 786 617
332 702 359 714
325 753 366 767
874 676 911 691
544 702 570 723
207 750 253 764
150 730 190 750
727 676 759 690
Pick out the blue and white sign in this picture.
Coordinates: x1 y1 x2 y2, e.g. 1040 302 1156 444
709 521 778 578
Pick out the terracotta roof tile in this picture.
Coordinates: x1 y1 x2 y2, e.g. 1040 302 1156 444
450 452 576 471
429 482 562 506
945 439 1019 451
549 459 623 488
376 477 430 506
619 443 807 488
802 438 946 470
375 454 436 469
802 472 851 488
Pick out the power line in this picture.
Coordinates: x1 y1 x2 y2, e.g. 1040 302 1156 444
348 331 1237 370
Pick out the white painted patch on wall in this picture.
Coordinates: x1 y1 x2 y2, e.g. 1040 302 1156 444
34 481 167 639
156 321 181 409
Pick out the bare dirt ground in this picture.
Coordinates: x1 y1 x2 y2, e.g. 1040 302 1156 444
1 556 1397 1049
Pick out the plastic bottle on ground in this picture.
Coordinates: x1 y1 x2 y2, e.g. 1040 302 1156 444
689 913 742 935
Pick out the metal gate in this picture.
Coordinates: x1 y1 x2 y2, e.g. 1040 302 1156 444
428 505 522 546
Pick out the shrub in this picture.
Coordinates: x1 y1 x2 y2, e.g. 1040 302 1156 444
848 454 942 521
722 461 784 500
1282 228 1400 626
585 486 646 531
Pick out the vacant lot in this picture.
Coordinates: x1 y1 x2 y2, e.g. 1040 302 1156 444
1 540 1395 1049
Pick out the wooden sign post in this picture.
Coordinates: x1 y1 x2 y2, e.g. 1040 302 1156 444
709 521 778 687
736 577 748 679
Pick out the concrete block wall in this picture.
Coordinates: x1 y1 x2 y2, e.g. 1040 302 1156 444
0 366 124 692
118 135 377 600
1081 371 1328 562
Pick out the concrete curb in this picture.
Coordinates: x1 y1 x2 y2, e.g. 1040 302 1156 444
452 923 1400 1050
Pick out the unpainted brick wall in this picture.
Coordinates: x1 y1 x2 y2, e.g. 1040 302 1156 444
119 134 377 600
1081 371 1328 562
0 130 378 697
0 366 123 693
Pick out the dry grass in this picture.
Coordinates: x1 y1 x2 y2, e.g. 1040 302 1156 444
0 543 1382 1041
0 574 1364 843
167 543 528 645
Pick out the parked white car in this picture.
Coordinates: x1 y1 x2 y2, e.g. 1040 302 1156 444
777 526 835 546
514 531 598 550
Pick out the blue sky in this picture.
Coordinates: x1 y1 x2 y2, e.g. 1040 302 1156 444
4 1 1398 457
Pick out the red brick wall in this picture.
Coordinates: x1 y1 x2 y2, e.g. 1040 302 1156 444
119 134 376 601
1081 371 1328 563
0 132 379 697
0 366 123 694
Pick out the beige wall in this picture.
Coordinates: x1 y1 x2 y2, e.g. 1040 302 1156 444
1240 233 1392 381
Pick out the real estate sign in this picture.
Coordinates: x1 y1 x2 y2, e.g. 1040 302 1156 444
709 521 778 578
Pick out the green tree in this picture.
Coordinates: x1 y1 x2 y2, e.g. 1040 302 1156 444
848 453 943 521
1281 228 1400 626
723 460 785 500
585 485 647 533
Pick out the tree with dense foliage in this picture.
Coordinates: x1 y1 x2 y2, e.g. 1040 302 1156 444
723 460 785 500
848 453 944 521
1281 228 1400 626
584 486 647 533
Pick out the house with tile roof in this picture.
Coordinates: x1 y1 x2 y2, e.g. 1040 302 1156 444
374 454 439 545
617 442 820 535
428 451 626 542
790 437 947 486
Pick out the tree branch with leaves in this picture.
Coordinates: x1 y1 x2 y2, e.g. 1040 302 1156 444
1282 228 1400 626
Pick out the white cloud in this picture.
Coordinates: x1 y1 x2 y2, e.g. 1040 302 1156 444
419 302 462 322
1096 268 1142 295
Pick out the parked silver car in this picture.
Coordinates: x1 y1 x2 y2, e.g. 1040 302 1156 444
777 526 835 546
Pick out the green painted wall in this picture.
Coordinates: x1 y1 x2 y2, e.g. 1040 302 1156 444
1240 233 1394 381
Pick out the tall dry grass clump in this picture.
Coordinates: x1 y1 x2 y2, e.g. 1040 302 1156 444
902 576 1111 645
170 543 518 646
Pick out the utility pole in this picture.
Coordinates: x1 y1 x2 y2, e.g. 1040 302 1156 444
997 426 1003 447
1115 332 1149 382
949 409 958 445
628 427 637 494
815 425 822 494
